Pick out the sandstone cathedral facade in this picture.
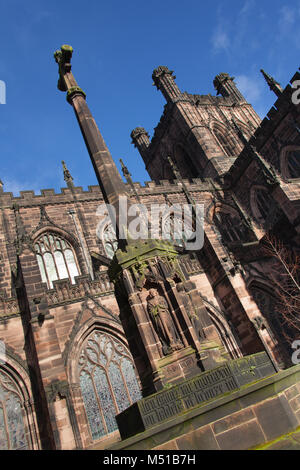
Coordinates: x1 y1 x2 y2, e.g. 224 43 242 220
0 45 299 450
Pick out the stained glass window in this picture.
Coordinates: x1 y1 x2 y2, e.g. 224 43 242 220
34 232 80 289
78 331 142 441
0 369 28 450
102 225 118 259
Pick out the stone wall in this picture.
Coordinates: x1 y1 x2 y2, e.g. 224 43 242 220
107 365 300 451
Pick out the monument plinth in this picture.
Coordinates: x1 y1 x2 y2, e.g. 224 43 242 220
116 351 276 440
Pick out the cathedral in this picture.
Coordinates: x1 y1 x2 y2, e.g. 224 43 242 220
0 44 300 451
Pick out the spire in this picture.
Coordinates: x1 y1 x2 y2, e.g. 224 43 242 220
120 158 145 212
0 179 3 193
62 160 74 188
260 69 283 97
130 127 150 164
213 73 246 102
120 158 132 183
152 66 181 102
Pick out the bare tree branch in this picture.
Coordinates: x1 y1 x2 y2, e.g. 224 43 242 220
262 234 300 342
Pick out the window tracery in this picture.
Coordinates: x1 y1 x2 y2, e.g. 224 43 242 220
161 212 195 247
78 331 141 441
214 211 249 243
255 188 273 220
34 232 79 289
102 224 118 259
0 369 28 450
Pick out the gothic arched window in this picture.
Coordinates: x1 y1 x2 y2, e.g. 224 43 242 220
162 213 184 247
34 232 80 289
255 188 273 220
78 331 142 441
250 286 292 368
250 287 285 347
214 211 248 243
233 120 253 142
161 211 195 248
102 224 118 259
213 126 236 157
287 150 300 179
0 369 29 450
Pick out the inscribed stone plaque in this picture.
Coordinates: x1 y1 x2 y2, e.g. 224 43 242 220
116 352 276 440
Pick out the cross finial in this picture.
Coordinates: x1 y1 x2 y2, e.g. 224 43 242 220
54 45 86 103
54 45 74 91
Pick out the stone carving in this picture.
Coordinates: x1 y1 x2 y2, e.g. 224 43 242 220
179 254 203 275
116 352 275 440
12 203 35 255
152 66 175 87
252 316 265 331
46 272 114 307
176 283 204 341
0 296 20 319
130 127 150 143
45 379 69 402
133 260 150 290
147 288 183 355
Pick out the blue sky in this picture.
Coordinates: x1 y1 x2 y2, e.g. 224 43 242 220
0 0 299 195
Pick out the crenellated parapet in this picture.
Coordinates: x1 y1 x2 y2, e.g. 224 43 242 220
227 70 300 185
250 77 297 151
0 185 103 208
0 178 224 208
0 272 115 319
46 272 114 307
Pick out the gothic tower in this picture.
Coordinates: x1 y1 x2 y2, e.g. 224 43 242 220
131 67 260 181
0 46 299 452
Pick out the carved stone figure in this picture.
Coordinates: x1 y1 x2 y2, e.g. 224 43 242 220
147 288 182 355
176 283 204 341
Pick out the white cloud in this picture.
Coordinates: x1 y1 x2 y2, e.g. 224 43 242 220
279 6 296 34
3 178 41 196
211 0 255 55
235 75 262 103
239 0 255 17
211 27 230 53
